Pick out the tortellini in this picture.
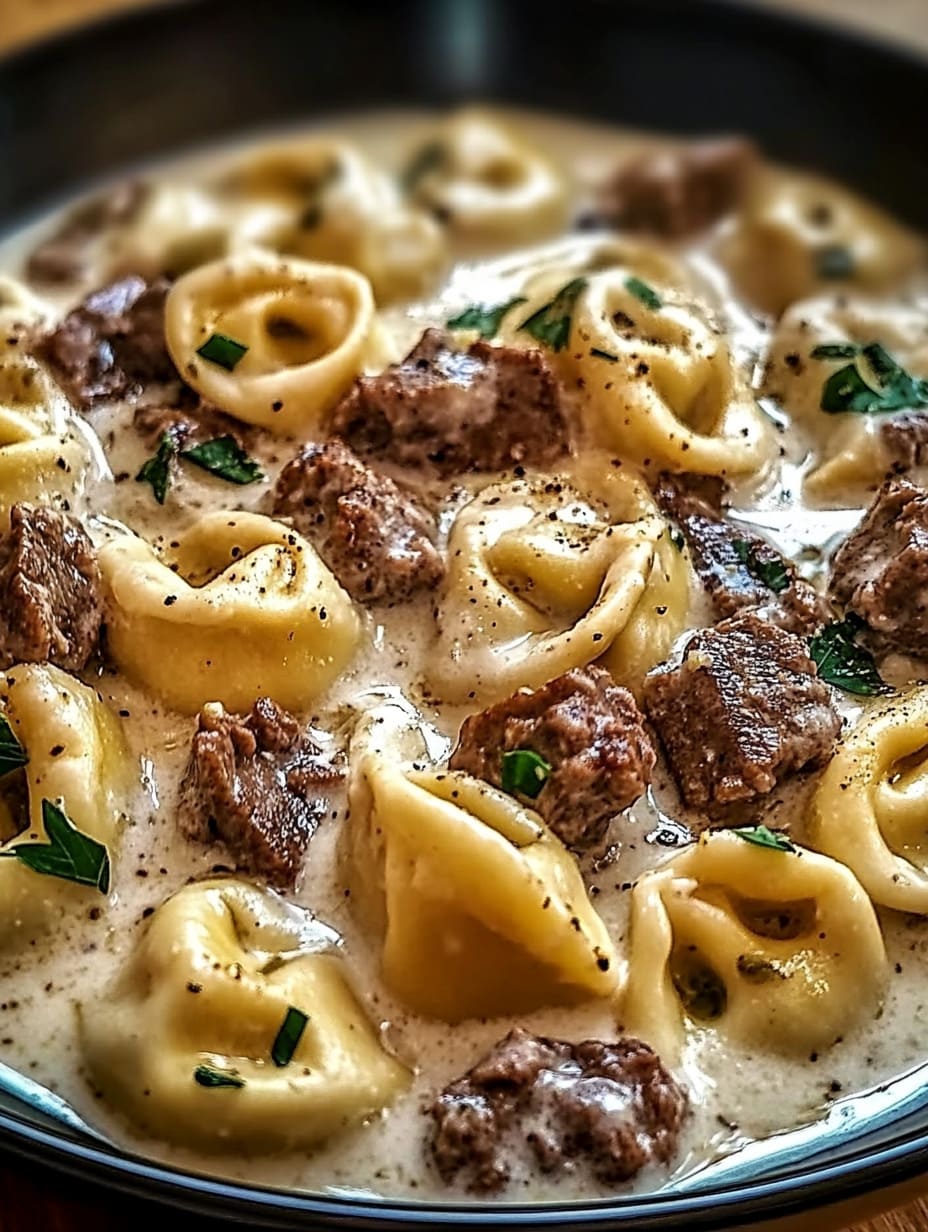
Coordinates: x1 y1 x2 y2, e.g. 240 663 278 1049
0 664 129 945
720 168 924 317
622 832 886 1061
80 879 408 1152
343 701 621 1022
404 110 567 247
432 453 693 703
102 183 230 279
98 512 361 714
808 688 928 914
165 251 376 433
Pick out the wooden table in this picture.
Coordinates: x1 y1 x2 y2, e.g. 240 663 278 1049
1 0 927 1229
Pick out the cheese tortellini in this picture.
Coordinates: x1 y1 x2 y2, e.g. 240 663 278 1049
0 664 129 945
809 688 928 914
98 512 361 714
80 879 409 1152
343 701 620 1022
432 453 693 703
102 183 230 279
622 832 886 1061
165 251 376 433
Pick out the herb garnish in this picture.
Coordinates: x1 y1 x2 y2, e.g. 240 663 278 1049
193 1064 246 1089
500 749 552 799
0 799 110 892
271 1006 309 1067
518 278 588 352
135 431 176 505
624 276 662 311
669 529 685 553
732 538 789 594
809 615 890 696
732 824 796 853
819 342 928 415
446 297 527 339
590 347 619 363
0 716 27 779
181 437 264 486
815 245 855 280
196 332 249 372
810 343 859 361
401 141 447 193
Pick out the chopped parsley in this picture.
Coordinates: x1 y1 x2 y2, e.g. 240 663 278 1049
0 716 28 779
518 277 587 352
810 343 860 361
732 824 795 854
135 431 176 505
271 1006 309 1067
196 332 248 372
181 436 264 486
820 342 928 415
624 275 662 311
731 538 789 594
0 799 110 892
446 297 526 339
193 1064 245 1089
500 749 552 799
809 615 890 696
401 141 447 193
815 244 855 280
590 347 619 363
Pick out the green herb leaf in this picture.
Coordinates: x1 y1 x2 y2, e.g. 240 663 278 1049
810 615 891 696
271 1006 309 1067
196 333 249 372
732 824 796 853
401 141 447 193
820 342 928 415
0 716 27 779
193 1064 245 1089
811 343 860 361
446 297 527 340
669 529 685 553
731 539 790 594
135 431 176 505
181 436 264 486
590 347 619 363
0 799 110 892
500 749 552 799
518 278 588 352
624 275 662 311
815 245 855 280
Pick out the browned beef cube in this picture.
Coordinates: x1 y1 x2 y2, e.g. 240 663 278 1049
0 504 103 671
449 665 654 850
829 478 928 657
878 412 928 472
32 274 178 409
655 472 830 636
428 1027 686 1193
177 698 340 889
329 328 569 476
642 612 840 809
272 438 444 604
26 181 149 285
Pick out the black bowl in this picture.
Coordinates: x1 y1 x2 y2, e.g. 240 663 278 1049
1 0 928 1226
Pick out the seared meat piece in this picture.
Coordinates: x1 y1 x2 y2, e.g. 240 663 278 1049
829 477 928 658
26 181 148 285
32 274 178 409
643 612 840 810
272 438 444 604
133 398 253 452
589 138 756 237
329 328 569 476
428 1026 686 1193
655 472 829 636
449 665 654 850
879 412 928 472
178 698 340 890
0 504 103 671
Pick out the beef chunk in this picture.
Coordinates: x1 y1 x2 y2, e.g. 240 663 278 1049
449 666 654 850
132 397 253 452
32 274 178 409
428 1027 686 1193
272 438 444 604
829 478 928 657
329 328 568 476
643 612 840 810
589 138 756 237
0 504 102 671
655 472 829 636
879 412 928 473
178 698 340 889
25 181 148 285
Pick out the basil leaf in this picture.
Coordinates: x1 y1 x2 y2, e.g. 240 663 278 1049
500 749 552 799
518 277 588 352
811 343 860 361
590 347 619 363
0 716 27 779
624 275 662 311
401 141 447 193
820 342 928 415
193 1064 245 1089
0 799 110 892
731 539 789 594
181 436 264 486
196 333 248 372
135 431 176 505
446 297 527 339
810 615 890 696
732 824 795 853
815 245 855 280
271 1006 309 1068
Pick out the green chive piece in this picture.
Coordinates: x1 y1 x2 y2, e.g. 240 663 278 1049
590 347 619 363
731 539 789 594
446 297 527 340
810 343 860 361
196 333 249 372
135 431 176 505
181 436 264 486
624 276 662 311
518 278 588 352
193 1064 246 1089
500 749 552 799
732 825 795 853
271 1006 309 1067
